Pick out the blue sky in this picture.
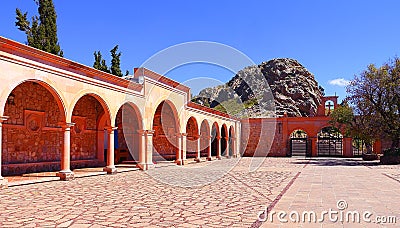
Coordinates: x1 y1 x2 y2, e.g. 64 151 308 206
1 0 400 100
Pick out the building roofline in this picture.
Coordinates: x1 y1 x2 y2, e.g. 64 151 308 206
0 36 142 92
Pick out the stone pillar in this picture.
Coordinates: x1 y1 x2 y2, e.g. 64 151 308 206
231 137 237 158
206 136 212 161
137 130 146 170
57 122 75 181
146 130 155 170
216 136 222 160
176 133 188 165
373 140 382 154
103 127 118 174
225 136 230 158
182 133 187 164
194 134 201 162
175 133 182 165
0 116 9 188
311 136 318 157
343 137 353 158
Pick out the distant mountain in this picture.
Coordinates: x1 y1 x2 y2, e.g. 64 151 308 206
192 58 323 118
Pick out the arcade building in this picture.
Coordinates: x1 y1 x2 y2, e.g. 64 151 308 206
0 36 383 188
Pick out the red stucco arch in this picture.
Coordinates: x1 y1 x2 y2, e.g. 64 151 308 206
152 100 180 161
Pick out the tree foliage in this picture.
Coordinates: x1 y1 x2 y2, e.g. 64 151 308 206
336 57 400 151
93 51 110 73
110 45 123 77
93 45 127 77
15 0 63 56
329 102 379 153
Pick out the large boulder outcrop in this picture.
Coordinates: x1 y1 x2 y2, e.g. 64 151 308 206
193 58 323 117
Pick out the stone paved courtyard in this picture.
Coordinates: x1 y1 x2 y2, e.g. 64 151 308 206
0 157 399 227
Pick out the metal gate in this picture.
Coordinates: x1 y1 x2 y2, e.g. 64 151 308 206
317 131 343 156
290 138 308 156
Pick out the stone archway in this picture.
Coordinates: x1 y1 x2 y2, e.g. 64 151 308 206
152 101 179 162
70 94 111 169
2 81 66 175
221 124 228 157
115 103 142 164
186 117 199 161
211 122 220 158
200 120 210 160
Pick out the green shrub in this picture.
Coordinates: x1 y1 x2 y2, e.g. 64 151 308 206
383 148 400 156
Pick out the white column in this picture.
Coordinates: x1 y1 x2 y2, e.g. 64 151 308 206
207 136 212 161
225 136 230 158
0 116 8 188
231 137 237 157
145 130 155 170
103 126 118 174
175 133 182 165
137 130 146 170
181 133 187 165
195 134 201 162
216 136 222 159
57 122 75 181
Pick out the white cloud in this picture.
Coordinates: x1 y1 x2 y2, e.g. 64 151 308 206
328 78 350 87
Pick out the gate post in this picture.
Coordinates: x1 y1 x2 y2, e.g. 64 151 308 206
311 136 318 157
343 137 353 158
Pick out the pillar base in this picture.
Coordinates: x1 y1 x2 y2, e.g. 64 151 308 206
103 167 117 174
217 156 222 160
194 157 201 163
206 157 212 161
57 170 74 181
0 178 8 189
175 159 183 165
136 163 155 170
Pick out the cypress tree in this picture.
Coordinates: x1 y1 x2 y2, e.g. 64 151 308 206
93 51 110 73
16 0 63 56
110 45 123 77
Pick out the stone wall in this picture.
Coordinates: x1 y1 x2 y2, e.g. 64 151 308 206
1 85 108 175
240 118 286 157
71 95 102 161
115 105 140 161
152 103 178 161
186 119 198 159
2 82 63 168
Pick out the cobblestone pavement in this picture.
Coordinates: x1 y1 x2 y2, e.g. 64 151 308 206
262 158 400 228
2 157 398 227
0 158 304 227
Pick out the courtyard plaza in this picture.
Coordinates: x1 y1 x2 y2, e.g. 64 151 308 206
0 157 399 227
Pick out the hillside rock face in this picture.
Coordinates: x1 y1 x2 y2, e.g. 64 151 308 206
193 58 323 117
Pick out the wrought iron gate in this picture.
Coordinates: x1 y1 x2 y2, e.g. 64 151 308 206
290 138 308 156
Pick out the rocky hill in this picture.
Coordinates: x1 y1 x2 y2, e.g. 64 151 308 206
193 58 323 118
